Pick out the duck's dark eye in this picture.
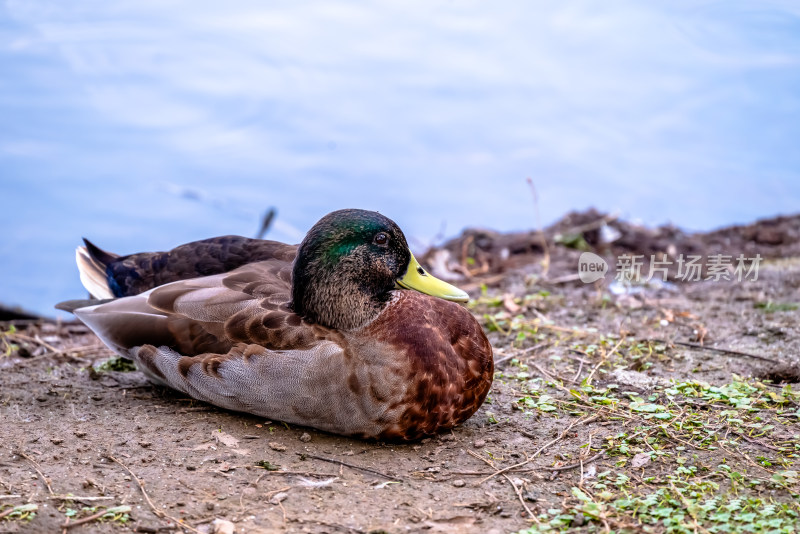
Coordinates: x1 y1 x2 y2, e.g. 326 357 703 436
373 232 389 246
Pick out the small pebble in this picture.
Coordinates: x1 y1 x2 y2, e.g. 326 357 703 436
212 518 235 534
269 492 288 505
206 502 215 511
139 441 152 448
73 431 87 438
50 438 64 445
452 479 466 487
299 433 312 443
268 442 287 452
473 439 486 448
524 490 539 502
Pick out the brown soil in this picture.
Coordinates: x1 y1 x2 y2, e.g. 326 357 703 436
1 211 798 534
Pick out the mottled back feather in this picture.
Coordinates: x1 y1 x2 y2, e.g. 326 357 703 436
88 236 297 297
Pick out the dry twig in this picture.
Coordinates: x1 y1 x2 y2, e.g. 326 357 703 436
476 415 598 486
502 473 539 522
468 448 540 523
105 454 199 534
15 450 54 496
297 453 402 482
651 338 775 363
61 506 131 529
49 495 115 502
542 449 607 472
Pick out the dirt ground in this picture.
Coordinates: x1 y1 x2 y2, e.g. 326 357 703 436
1 211 799 534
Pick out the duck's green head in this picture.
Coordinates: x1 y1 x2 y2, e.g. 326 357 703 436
291 209 468 330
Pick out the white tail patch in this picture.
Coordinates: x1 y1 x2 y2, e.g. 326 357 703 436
76 246 114 299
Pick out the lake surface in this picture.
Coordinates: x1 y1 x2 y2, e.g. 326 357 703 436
1 1 799 316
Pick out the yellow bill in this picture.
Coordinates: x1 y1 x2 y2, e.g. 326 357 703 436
396 253 469 303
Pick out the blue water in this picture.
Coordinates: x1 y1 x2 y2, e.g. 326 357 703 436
1 1 799 317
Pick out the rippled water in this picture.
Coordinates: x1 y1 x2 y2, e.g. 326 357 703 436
1 1 799 316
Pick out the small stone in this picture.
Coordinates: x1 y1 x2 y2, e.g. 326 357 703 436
268 442 287 452
50 438 64 445
299 433 312 443
473 439 486 448
269 492 288 505
186 465 196 471
205 502 215 511
212 518 235 534
452 479 466 487
139 441 152 448
74 431 87 438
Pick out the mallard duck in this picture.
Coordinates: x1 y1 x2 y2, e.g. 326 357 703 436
59 209 493 440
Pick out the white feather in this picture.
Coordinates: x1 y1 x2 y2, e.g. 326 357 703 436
75 246 114 299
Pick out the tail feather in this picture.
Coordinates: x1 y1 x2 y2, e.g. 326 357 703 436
82 238 119 266
76 239 118 299
55 297 115 313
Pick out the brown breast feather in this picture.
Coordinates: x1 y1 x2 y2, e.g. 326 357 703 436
357 291 494 440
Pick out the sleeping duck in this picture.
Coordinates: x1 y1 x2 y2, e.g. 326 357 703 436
59 209 493 440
